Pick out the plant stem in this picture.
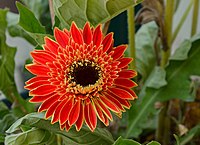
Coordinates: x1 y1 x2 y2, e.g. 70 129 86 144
48 0 55 26
156 102 171 145
57 135 62 145
172 0 193 43
157 0 175 144
127 6 136 69
191 0 199 36
160 0 174 67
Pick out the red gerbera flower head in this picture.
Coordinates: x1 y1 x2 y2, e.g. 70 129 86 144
25 22 137 132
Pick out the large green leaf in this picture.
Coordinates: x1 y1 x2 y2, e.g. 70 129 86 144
16 2 45 33
0 9 17 101
6 113 114 145
0 9 34 114
135 22 158 82
16 2 49 45
5 128 56 145
126 35 200 137
6 12 36 45
54 0 143 28
20 0 48 19
127 66 166 137
154 35 200 101
0 114 17 133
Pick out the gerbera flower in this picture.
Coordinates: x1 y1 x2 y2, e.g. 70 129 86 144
25 22 137 132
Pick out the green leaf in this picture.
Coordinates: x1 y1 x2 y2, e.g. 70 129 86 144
5 128 56 145
0 9 17 101
20 0 48 19
55 0 143 28
16 2 45 33
0 133 5 143
7 12 37 45
0 114 17 133
127 66 165 137
113 137 141 145
16 2 49 45
146 66 167 89
0 102 9 119
6 113 114 145
157 35 200 101
126 35 200 138
170 40 191 60
174 134 180 145
0 9 34 114
146 141 161 145
135 22 158 82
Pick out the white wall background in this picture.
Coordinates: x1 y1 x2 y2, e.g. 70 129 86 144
172 0 200 51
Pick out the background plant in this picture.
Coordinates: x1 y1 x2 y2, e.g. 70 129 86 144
0 0 200 145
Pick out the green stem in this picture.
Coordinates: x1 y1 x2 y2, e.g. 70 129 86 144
161 0 174 67
172 0 193 43
156 102 171 145
157 0 175 144
127 6 136 69
57 135 62 145
191 0 199 36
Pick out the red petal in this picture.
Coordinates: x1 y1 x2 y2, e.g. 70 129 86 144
114 78 137 88
118 58 133 68
83 22 92 44
25 80 50 90
103 114 109 126
75 102 84 131
60 123 66 130
65 121 71 131
51 99 68 124
26 64 49 76
29 92 55 103
107 90 131 109
93 24 102 47
88 103 97 130
44 37 59 54
38 94 60 112
102 33 113 52
68 99 81 126
84 103 95 131
31 50 55 65
118 86 138 99
108 87 135 100
112 45 127 60
59 98 74 125
103 92 125 111
99 95 120 113
117 70 137 78
29 85 56 96
45 101 60 119
94 102 105 123
70 22 83 45
95 99 113 121
54 27 69 48
25 76 49 85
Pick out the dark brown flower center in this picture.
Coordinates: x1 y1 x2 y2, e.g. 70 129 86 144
69 60 101 87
